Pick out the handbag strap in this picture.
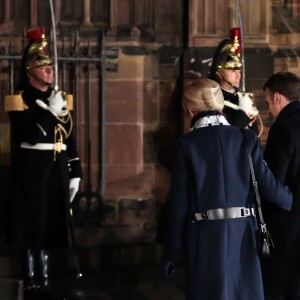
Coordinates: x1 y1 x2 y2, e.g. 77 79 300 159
240 129 265 225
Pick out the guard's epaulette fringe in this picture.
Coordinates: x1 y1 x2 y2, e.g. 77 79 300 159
4 92 28 112
65 94 73 111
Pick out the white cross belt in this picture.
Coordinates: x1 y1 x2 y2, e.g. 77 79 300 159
20 142 67 151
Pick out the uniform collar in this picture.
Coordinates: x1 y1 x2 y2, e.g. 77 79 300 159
26 84 53 100
221 87 239 104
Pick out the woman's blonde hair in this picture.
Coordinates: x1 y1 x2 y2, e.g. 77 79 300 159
183 79 224 112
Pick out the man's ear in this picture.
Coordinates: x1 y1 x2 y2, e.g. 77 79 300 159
216 70 222 80
27 70 32 78
274 92 281 104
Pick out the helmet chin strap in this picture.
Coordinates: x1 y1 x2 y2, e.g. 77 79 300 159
28 70 52 88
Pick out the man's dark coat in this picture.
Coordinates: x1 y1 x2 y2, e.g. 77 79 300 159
263 101 300 297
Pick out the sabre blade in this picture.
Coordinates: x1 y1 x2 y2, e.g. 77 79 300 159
237 0 245 92
49 0 58 90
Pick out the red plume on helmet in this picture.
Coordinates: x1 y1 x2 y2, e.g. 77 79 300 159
230 27 241 56
26 28 43 41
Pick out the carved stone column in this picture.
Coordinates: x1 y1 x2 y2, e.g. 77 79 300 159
286 0 300 18
144 0 155 35
132 0 155 37
54 0 62 25
108 0 117 34
81 0 93 29
109 0 156 37
189 0 269 47
30 0 38 28
134 0 154 28
130 0 140 37
4 0 10 22
0 0 13 31
108 0 133 35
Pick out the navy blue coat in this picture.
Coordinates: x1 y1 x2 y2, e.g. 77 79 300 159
263 101 300 297
165 115 292 300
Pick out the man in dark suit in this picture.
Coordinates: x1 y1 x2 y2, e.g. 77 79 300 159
262 71 300 300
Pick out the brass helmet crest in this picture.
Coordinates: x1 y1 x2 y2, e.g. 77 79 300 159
25 27 53 70
216 28 242 71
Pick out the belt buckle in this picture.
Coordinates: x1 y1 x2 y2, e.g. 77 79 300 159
201 211 209 220
242 208 249 216
54 142 62 153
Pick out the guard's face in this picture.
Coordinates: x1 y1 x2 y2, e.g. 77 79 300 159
32 66 54 84
28 65 54 90
218 69 241 90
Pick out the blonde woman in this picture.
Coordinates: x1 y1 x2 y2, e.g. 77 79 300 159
164 79 292 300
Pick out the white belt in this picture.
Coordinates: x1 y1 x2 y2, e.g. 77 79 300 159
20 142 67 152
193 207 255 222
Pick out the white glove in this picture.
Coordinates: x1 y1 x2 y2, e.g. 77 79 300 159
69 177 81 203
36 90 68 117
237 92 259 117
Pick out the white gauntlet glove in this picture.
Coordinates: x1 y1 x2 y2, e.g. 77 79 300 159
36 90 68 117
69 177 81 203
237 92 259 117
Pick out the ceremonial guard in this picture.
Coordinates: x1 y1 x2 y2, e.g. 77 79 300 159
4 28 82 296
209 28 262 136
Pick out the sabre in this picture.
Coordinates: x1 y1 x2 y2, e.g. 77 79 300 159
237 0 245 92
49 0 58 91
236 0 264 137
69 206 83 279
48 0 82 279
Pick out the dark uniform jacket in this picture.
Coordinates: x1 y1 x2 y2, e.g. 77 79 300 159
263 100 300 297
222 88 259 134
6 84 82 249
165 111 292 300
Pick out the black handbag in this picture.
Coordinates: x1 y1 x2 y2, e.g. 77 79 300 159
241 130 274 259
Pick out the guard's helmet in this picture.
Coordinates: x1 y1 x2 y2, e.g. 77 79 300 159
209 28 242 81
17 27 53 90
24 27 53 70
